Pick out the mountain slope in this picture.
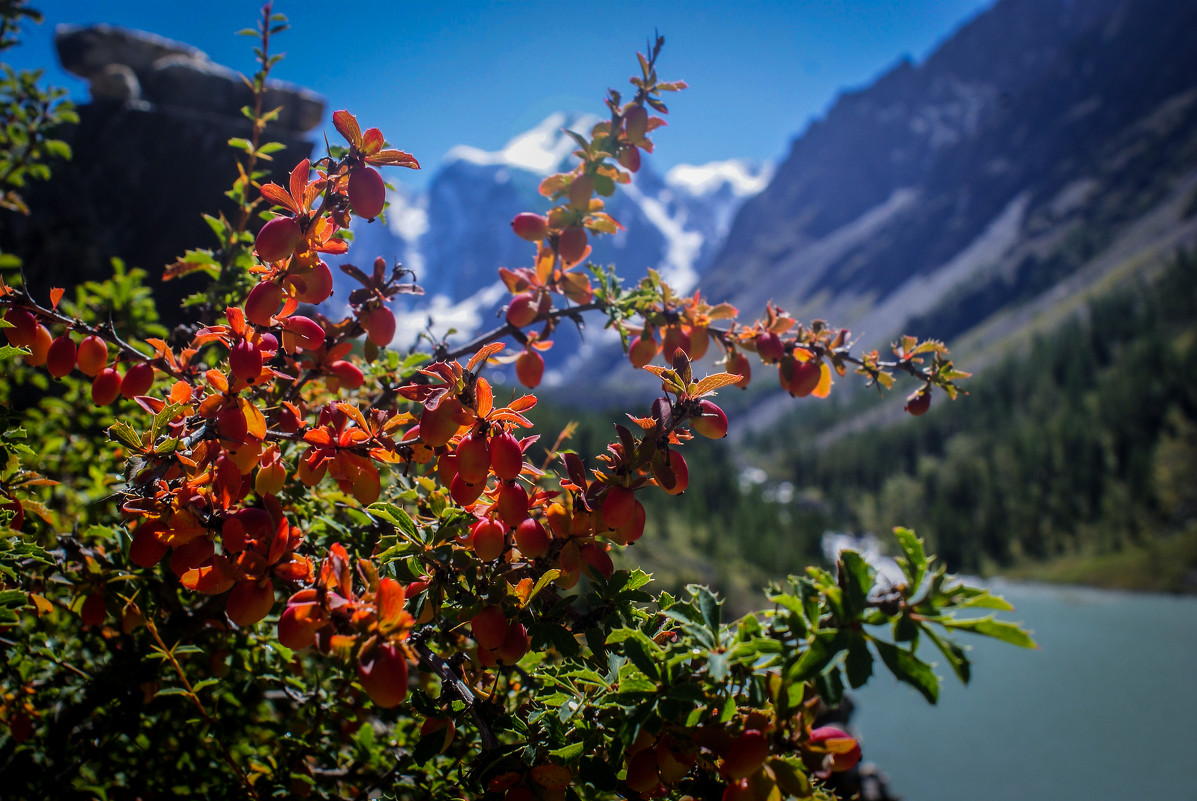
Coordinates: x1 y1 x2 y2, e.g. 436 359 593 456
701 0 1197 355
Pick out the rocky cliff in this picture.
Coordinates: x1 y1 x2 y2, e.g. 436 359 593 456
702 0 1197 356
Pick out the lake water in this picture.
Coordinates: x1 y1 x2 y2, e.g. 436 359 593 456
849 580 1197 800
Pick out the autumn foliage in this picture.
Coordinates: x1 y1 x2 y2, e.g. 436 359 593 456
0 6 1031 800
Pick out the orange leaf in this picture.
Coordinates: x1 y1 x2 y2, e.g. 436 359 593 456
360 127 385 156
332 110 362 147
467 342 505 373
693 372 743 396
289 159 310 212
507 394 538 413
260 184 298 213
376 577 407 633
475 377 493 418
812 362 833 398
49 287 64 310
368 149 420 169
240 397 268 440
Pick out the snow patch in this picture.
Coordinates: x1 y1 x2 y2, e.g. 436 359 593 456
666 159 774 198
391 282 508 350
444 112 602 175
622 180 704 292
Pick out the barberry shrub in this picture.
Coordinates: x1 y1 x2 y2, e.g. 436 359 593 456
0 6 1033 799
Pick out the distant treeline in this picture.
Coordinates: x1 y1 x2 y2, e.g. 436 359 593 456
764 250 1197 573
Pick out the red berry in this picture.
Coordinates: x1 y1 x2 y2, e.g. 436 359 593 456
653 450 689 495
364 306 396 347
755 332 784 363
723 730 768 780
781 356 821 398
455 431 492 485
91 368 122 406
809 726 862 773
21 320 51 366
661 325 691 361
255 216 301 263
494 621 529 665
728 351 751 388
580 543 614 580
357 643 409 708
80 591 106 627
45 334 76 378
611 499 646 545
2 307 37 347
244 281 284 327
293 260 333 304
348 166 386 219
511 212 549 242
471 517 506 561
691 399 728 439
625 106 649 142
619 145 641 173
120 362 155 399
75 335 108 376
328 359 364 389
490 431 523 482
496 481 530 528
226 580 275 627
628 334 659 368
229 339 263 383
557 226 588 266
515 517 550 559
515 349 544 388
625 748 660 794
217 406 248 442
506 292 542 328
601 485 636 530
905 388 932 416
450 473 486 507
419 398 465 448
23 324 52 367
280 315 325 352
471 606 509 650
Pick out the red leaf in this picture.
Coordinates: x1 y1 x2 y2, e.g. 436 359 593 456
332 110 362 147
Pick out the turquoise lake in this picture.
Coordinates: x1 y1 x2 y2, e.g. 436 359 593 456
849 580 1197 799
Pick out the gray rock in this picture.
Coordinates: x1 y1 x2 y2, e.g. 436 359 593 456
54 23 324 132
55 23 205 80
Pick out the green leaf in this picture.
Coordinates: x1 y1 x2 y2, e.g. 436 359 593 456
608 628 661 680
786 631 846 683
368 502 418 540
108 420 143 450
923 625 971 684
871 638 939 703
893 526 927 591
837 550 874 619
690 584 722 639
550 741 585 761
948 584 1016 611
845 633 874 689
940 615 1037 648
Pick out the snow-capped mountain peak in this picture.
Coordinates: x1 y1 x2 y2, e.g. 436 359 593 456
443 112 603 175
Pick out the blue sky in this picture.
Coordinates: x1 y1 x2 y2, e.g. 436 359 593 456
9 0 994 187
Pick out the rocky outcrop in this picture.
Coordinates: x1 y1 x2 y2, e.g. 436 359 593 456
55 24 322 132
1 25 326 321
